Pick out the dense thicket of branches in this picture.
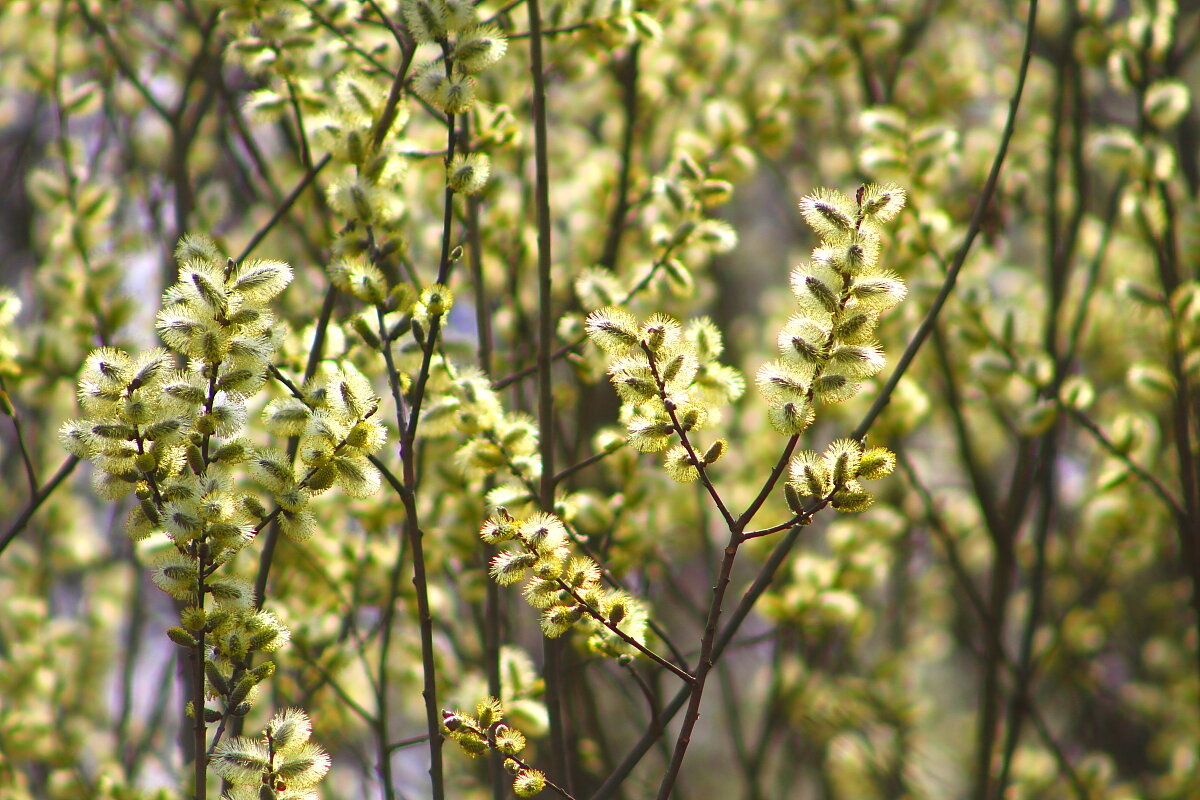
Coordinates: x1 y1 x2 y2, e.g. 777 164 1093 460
1 1 1199 799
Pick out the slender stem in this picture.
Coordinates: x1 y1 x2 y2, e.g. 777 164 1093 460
75 0 172 120
897 449 1090 799
850 0 1039 443
552 445 624 487
235 156 333 263
0 456 80 557
377 302 436 800
462 107 508 800
0 377 39 494
117 560 146 777
994 443 1056 797
252 287 338 606
192 551 209 800
593 21 1045 776
367 33 464 797
735 435 801 532
641 345 734 528
522 0 570 787
599 43 640 271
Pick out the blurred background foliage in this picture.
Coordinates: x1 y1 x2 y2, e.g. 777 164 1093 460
1 0 1199 798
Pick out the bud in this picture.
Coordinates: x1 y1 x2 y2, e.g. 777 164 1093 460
785 483 806 516
702 438 727 465
168 626 197 647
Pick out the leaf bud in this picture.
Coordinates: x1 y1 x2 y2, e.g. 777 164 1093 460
457 731 490 756
494 725 527 755
420 284 453 318
139 498 162 524
194 413 218 435
670 220 697 247
1059 376 1095 411
662 258 694 296
830 488 873 513
1143 79 1190 131
205 661 230 695
1118 279 1166 308
806 275 841 315
1127 362 1175 402
1017 400 1058 437
212 440 252 464
250 661 276 683
168 626 198 647
475 697 503 729
829 449 858 486
663 180 689 213
307 464 337 493
205 608 231 632
856 447 896 481
241 495 267 519
785 483 806 516
696 179 733 207
352 314 382 349
676 153 703 181
644 324 666 352
228 676 256 708
203 707 223 724
345 128 367 168
702 438 727 465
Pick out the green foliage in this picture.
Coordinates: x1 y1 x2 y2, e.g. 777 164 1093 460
3 0 1200 799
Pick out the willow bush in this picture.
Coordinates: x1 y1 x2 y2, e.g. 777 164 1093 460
1 0 1199 799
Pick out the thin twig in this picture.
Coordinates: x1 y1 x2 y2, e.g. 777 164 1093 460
850 0 1040 443
0 456 80 557
521 0 572 788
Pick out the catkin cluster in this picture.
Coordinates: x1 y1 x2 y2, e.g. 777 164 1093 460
60 234 292 529
584 311 744 482
482 509 648 658
60 236 369 780
211 708 331 800
757 183 907 434
442 698 546 797
766 184 907 512
407 0 507 192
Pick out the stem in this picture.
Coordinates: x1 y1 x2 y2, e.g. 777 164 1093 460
850 0 1039 442
235 156 333 264
523 0 570 787
192 550 209 800
0 456 79 558
599 43 640 271
0 376 39 494
897 450 1090 799
463 108 507 800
